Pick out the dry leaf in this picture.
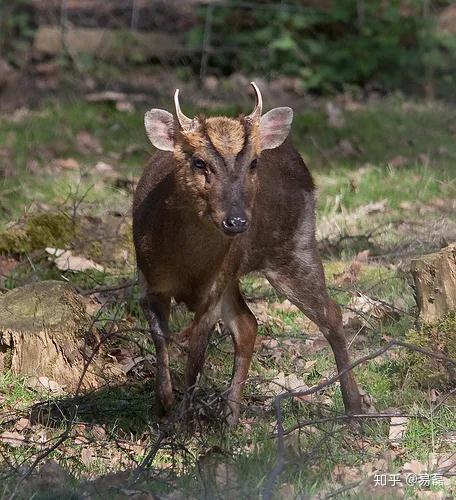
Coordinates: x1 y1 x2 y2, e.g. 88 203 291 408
76 131 102 154
15 418 30 431
120 356 144 374
270 299 300 314
416 492 444 500
116 101 134 112
428 389 439 403
249 301 270 324
360 199 388 215
402 459 427 475
161 490 191 500
94 161 116 176
332 464 360 484
81 447 94 466
267 372 312 403
38 376 63 393
326 102 345 128
46 247 104 272
303 359 317 371
334 138 362 158
388 155 408 168
417 153 430 167
0 430 25 447
52 158 80 171
342 310 363 330
74 435 89 445
84 296 102 316
276 483 296 500
91 425 106 441
27 376 64 394
85 91 128 103
334 252 369 285
399 201 413 210
0 256 19 276
258 338 279 350
388 416 408 444
347 292 397 324
335 263 360 285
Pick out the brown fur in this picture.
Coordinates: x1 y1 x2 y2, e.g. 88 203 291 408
205 117 246 156
133 114 361 426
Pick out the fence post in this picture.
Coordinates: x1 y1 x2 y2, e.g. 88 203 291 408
131 0 139 31
200 3 215 82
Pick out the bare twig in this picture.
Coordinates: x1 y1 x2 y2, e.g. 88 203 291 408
80 279 137 296
310 135 335 169
262 340 456 500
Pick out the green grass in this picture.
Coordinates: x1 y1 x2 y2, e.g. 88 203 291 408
0 373 36 410
316 162 454 213
0 96 455 498
1 96 455 226
293 98 456 167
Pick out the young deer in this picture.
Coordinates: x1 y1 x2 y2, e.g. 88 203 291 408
133 83 361 426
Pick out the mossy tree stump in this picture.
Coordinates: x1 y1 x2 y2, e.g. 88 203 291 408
406 245 456 388
411 243 456 323
0 281 102 391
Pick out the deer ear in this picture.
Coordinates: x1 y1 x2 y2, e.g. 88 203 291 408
259 107 293 151
144 109 174 151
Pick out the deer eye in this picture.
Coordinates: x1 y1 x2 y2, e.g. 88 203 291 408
192 158 206 170
250 159 258 170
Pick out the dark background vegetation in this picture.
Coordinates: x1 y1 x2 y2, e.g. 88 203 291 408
1 0 456 100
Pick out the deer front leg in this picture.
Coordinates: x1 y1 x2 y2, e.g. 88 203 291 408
139 273 173 414
182 303 222 414
221 284 258 427
185 321 213 394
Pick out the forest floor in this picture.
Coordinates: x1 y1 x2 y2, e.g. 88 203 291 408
0 93 455 499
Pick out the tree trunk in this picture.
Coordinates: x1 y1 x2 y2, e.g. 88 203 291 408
411 244 456 323
0 281 103 391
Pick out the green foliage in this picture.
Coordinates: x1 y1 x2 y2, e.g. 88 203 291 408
191 0 456 95
0 0 34 67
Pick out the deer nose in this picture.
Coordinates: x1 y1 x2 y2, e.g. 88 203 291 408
222 216 249 234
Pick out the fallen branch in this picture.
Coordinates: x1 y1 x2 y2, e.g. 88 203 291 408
80 280 137 296
262 339 456 500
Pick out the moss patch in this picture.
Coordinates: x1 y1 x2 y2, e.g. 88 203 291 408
400 311 456 389
0 212 74 254
324 260 395 284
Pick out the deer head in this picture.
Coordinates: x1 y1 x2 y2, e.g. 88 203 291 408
144 83 293 235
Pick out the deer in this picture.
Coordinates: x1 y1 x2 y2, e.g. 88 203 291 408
133 82 362 426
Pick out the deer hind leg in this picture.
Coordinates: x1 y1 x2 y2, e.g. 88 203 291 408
221 284 258 427
139 272 173 414
266 251 362 414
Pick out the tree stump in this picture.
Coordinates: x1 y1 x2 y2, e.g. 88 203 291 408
411 243 456 323
0 281 102 391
